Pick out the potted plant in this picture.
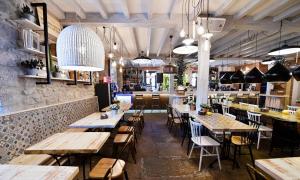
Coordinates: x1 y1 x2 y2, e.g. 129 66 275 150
200 104 210 113
20 59 39 75
19 4 35 23
52 65 62 78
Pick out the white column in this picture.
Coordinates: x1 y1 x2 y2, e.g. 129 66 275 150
196 37 210 111
169 74 175 104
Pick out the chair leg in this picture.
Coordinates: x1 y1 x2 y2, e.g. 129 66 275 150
181 128 187 146
188 143 195 158
257 131 261 150
124 170 129 180
216 147 221 170
187 138 191 155
248 145 254 166
232 145 237 169
199 147 203 171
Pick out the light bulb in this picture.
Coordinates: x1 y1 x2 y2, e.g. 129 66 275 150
146 69 149 73
182 38 194 45
119 56 123 64
197 23 205 35
108 52 114 58
204 38 210 51
192 20 196 39
112 60 116 67
119 67 123 73
179 29 186 38
113 42 118 50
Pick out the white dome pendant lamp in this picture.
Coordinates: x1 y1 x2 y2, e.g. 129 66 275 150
57 25 105 71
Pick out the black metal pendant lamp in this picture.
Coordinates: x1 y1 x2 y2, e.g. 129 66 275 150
264 62 291 82
230 70 244 83
163 35 178 74
245 34 264 83
219 48 232 84
292 51 300 81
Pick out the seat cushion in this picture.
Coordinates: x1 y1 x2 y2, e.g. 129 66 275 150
191 136 220 146
118 126 134 133
173 118 181 124
259 125 272 132
231 136 250 145
128 116 140 122
89 158 125 179
114 134 132 144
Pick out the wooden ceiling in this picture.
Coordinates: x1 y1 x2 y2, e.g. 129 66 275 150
32 0 300 65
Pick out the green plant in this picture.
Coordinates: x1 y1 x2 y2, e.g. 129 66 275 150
21 4 33 15
200 104 210 109
20 59 39 69
53 65 60 72
176 59 186 86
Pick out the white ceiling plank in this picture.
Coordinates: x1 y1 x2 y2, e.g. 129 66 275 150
253 0 289 21
146 28 152 56
211 30 247 53
96 0 108 19
234 0 263 19
114 28 130 57
44 0 65 19
72 0 87 19
141 0 153 19
117 0 130 19
273 3 300 21
129 27 139 56
168 0 178 19
214 0 235 16
292 16 300 23
156 28 170 57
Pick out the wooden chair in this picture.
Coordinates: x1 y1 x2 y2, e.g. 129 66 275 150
224 113 236 120
231 119 260 169
247 111 272 150
211 103 223 114
287 105 299 115
168 106 182 135
112 134 136 163
89 137 133 180
246 164 268 180
151 94 160 110
134 94 144 110
188 119 221 171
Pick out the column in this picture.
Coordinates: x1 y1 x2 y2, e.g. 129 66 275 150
169 74 175 104
196 37 210 111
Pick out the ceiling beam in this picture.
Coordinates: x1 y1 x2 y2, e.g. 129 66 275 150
141 0 152 19
214 0 235 16
156 28 170 57
146 28 152 56
96 0 108 19
168 0 178 19
71 0 86 19
253 0 289 21
118 0 130 19
129 27 139 56
273 3 300 22
234 0 262 19
114 28 130 57
39 0 65 19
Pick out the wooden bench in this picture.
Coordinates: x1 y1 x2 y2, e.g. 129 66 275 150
9 154 53 165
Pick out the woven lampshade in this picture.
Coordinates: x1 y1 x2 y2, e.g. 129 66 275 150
57 25 105 71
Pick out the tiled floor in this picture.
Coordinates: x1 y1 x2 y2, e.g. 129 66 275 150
79 113 299 179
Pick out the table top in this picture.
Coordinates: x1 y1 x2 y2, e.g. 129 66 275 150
228 103 300 123
69 111 124 129
173 104 195 114
25 132 110 154
101 103 132 112
190 112 256 132
255 157 300 180
0 164 79 180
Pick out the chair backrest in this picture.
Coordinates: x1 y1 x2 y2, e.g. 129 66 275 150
211 103 222 114
287 105 299 114
247 111 261 124
189 119 202 139
244 119 260 144
224 113 236 120
222 105 230 115
246 164 268 180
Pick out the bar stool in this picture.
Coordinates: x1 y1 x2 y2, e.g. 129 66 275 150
151 94 160 111
135 94 144 110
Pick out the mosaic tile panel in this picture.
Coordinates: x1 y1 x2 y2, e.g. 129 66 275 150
0 97 98 163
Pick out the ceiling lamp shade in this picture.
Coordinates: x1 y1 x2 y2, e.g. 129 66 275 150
292 66 300 81
132 51 151 65
264 62 291 82
220 72 233 84
173 43 198 55
57 25 105 71
245 67 264 83
268 45 300 56
163 63 178 74
230 70 245 83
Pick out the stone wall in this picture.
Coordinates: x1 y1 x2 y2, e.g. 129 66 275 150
0 97 98 163
0 0 95 114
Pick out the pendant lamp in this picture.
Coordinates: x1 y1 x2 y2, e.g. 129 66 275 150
173 43 198 55
163 36 178 74
292 51 300 81
230 70 244 83
220 72 233 84
264 62 291 82
268 45 300 56
132 51 151 65
245 34 264 83
57 25 105 71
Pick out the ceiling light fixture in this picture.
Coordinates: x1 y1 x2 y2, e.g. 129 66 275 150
173 43 198 55
132 51 151 65
163 35 178 74
264 61 291 82
57 25 105 71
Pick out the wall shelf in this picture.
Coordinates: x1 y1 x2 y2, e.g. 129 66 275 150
15 19 43 31
18 75 90 83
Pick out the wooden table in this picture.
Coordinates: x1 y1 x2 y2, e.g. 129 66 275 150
173 104 195 114
255 157 300 180
228 103 300 123
0 164 79 180
190 112 256 132
25 132 110 154
69 111 124 129
101 103 132 112
25 132 110 179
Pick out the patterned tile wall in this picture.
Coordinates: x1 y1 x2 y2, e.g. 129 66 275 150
0 97 98 163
